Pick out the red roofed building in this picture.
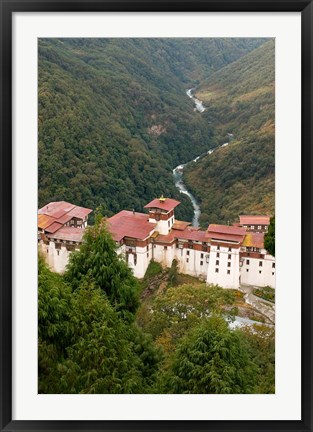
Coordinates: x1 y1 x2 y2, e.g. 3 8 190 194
38 197 275 288
239 215 270 232
144 196 180 235
38 201 92 273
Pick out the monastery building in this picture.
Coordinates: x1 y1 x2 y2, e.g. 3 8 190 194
38 197 275 289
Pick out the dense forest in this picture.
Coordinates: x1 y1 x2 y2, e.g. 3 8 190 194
38 38 266 221
39 222 275 394
183 39 275 225
38 39 275 394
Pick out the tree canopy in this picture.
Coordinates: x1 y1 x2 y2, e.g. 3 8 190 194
264 216 275 256
64 216 139 320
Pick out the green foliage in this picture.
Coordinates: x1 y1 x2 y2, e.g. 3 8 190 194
158 316 258 394
64 217 139 320
241 325 275 394
136 283 236 351
168 259 179 287
38 259 162 394
184 40 275 225
38 38 266 222
264 216 275 256
144 260 163 279
253 286 275 303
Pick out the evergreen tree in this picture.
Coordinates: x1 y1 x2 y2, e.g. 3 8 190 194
65 216 139 320
264 216 275 256
159 316 258 394
38 257 162 394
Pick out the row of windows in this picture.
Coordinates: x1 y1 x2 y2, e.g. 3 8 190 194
186 258 204 266
216 246 232 252
215 268 231 275
215 260 231 267
246 260 275 268
245 269 275 276
216 253 232 259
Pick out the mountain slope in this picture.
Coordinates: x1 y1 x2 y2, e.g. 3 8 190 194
38 38 266 220
183 39 275 225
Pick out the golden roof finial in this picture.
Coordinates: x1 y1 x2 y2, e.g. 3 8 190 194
159 194 166 202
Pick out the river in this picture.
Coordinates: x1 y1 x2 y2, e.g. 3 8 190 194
173 88 232 227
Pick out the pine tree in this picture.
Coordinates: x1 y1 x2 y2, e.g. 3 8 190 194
65 216 139 320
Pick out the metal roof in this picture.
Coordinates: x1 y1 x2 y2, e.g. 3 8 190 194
107 211 156 242
144 198 180 212
239 215 270 226
47 226 84 243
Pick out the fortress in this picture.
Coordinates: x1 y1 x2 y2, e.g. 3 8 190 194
38 197 275 289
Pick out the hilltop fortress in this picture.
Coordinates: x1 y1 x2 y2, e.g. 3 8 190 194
38 197 275 289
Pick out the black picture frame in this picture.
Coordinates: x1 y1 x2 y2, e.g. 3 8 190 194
1 1 312 431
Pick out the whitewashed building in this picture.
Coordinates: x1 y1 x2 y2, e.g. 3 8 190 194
106 197 275 289
38 197 275 289
38 201 92 273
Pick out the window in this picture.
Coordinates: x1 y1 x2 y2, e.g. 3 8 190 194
154 245 156 248
201 253 204 259
134 255 137 265
246 269 249 272
251 225 255 229
246 259 250 265
217 252 220 258
146 245 149 251
189 243 194 249
227 262 231 267
216 260 219 266
228 254 231 260
147 253 149 258
272 272 275 275
217 245 220 251
168 221 170 227
46 249 48 253
259 261 263 267
272 263 275 268
258 225 262 230
227 270 230 275
215 268 219 273
164 246 167 250
187 250 190 256
186 258 189 263
200 261 203 266
202 246 208 252
228 247 231 252
57 250 60 256
259 270 262 274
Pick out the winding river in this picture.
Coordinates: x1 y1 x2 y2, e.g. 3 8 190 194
173 88 232 227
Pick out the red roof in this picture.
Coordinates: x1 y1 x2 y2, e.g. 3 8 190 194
172 220 191 231
208 224 246 236
47 226 84 243
144 198 180 212
44 222 63 234
67 206 93 219
38 214 56 230
239 215 270 226
243 232 264 248
107 211 156 242
38 201 92 234
206 224 246 243
38 201 75 218
173 228 207 242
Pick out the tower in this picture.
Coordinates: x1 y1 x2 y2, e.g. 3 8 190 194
144 196 180 235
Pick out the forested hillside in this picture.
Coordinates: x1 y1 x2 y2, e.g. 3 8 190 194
39 223 275 394
183 39 275 225
38 38 266 220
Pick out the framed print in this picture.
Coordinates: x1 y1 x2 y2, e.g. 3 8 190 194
1 0 312 431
